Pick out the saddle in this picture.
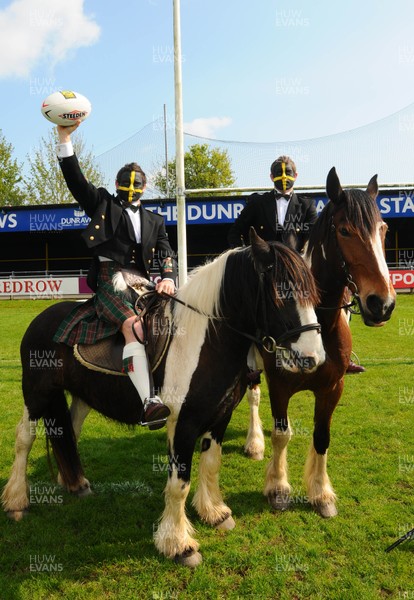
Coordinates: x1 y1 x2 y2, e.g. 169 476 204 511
74 287 173 377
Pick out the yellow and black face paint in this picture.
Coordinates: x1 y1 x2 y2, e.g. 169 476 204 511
117 170 144 204
272 162 296 192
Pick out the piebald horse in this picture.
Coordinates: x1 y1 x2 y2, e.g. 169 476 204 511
244 168 396 518
2 231 325 566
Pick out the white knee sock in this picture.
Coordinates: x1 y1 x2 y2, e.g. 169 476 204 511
122 342 151 402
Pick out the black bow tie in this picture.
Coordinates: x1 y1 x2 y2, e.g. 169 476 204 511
275 193 291 201
125 203 140 213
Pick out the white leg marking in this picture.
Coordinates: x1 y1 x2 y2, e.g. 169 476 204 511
264 423 292 499
304 446 336 506
154 416 199 559
2 407 36 516
154 469 198 558
192 435 233 526
244 386 265 460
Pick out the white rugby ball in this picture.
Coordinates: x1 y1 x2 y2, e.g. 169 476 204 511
41 90 91 126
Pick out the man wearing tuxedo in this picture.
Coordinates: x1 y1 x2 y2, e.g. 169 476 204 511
227 155 317 252
53 121 177 429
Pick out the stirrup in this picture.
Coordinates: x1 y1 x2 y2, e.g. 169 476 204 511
140 416 168 430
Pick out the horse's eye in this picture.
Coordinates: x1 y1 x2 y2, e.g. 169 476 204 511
338 227 351 237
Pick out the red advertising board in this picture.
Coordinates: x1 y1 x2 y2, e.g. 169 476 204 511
390 270 414 289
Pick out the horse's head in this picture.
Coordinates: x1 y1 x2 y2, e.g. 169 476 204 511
250 229 325 374
326 168 396 326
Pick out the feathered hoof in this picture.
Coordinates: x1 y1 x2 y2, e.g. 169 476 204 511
268 492 291 511
315 502 338 518
174 549 203 568
244 447 264 461
216 515 235 531
6 509 29 522
73 483 93 498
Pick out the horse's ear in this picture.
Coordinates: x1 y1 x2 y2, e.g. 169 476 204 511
326 167 344 205
249 227 273 270
366 174 378 201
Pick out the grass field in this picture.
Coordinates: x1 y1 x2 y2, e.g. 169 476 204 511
0 297 413 600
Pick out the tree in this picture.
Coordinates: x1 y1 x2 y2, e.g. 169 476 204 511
153 143 236 197
26 128 107 205
0 130 26 206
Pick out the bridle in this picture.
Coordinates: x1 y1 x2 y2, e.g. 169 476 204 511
332 219 363 315
251 265 321 354
316 219 361 315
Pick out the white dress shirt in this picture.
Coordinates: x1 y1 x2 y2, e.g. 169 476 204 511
275 195 291 226
125 206 142 243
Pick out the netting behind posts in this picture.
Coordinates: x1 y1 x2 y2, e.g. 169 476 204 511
95 103 414 198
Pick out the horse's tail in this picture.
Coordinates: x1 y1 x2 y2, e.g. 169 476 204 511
43 391 85 490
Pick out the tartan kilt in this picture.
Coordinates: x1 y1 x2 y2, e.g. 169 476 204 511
53 262 141 346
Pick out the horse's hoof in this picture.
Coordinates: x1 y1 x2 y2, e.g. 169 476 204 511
268 492 290 511
174 550 203 568
216 515 235 531
6 509 29 522
244 448 264 461
75 485 93 498
315 502 338 518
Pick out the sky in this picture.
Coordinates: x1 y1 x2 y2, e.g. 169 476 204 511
1 0 414 189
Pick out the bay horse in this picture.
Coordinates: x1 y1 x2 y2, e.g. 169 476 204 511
244 168 396 518
2 230 325 566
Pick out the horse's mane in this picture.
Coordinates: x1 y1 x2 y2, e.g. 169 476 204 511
307 188 381 255
221 242 319 311
176 248 240 315
267 242 320 307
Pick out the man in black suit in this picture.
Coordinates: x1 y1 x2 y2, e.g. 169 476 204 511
228 155 317 252
228 155 318 386
53 121 178 428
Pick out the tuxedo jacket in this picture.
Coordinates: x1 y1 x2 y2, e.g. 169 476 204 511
58 154 177 283
227 190 318 252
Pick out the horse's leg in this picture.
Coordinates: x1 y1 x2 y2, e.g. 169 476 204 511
57 396 91 487
304 386 343 518
244 384 265 460
44 390 91 497
153 419 201 567
1 406 36 520
192 412 235 531
263 391 292 511
244 347 265 460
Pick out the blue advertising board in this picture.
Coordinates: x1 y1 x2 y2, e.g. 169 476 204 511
0 192 413 233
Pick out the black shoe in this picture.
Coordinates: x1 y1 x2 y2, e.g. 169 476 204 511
346 360 366 374
141 397 170 430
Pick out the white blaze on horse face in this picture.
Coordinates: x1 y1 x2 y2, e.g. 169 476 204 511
372 222 394 296
289 304 325 373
